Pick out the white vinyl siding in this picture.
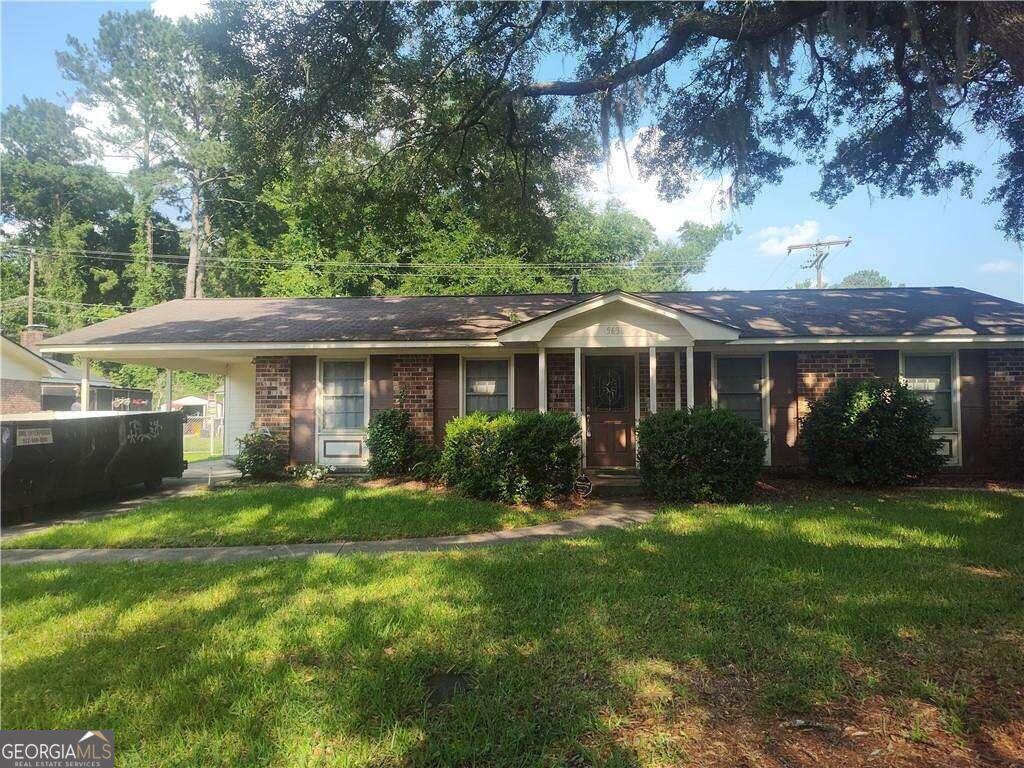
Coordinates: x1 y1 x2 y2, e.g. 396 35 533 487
223 362 256 456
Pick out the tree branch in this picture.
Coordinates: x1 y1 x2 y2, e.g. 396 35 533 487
503 2 826 101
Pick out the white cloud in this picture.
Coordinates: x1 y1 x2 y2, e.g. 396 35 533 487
68 101 138 176
151 0 209 20
754 220 831 256
579 130 730 240
978 258 1021 274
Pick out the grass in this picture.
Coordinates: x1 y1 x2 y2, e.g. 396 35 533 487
2 490 1022 766
183 434 223 464
2 482 576 548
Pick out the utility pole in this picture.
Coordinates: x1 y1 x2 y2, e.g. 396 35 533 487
27 252 35 325
786 238 853 288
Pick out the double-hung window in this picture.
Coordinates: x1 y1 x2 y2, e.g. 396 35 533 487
465 359 509 415
903 354 954 428
714 356 764 428
321 360 365 430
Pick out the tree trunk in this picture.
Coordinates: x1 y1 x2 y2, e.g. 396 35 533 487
974 2 1024 84
143 129 154 274
196 211 212 300
145 214 154 274
184 183 201 299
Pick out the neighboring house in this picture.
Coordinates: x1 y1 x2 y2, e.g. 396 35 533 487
171 395 218 419
1 336 54 414
1 331 153 415
37 287 1024 472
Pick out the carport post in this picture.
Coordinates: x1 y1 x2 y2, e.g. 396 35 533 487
164 369 174 412
80 357 90 412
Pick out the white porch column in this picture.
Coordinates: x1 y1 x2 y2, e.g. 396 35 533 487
686 346 695 410
538 347 547 413
674 349 682 409
164 368 174 412
80 357 90 412
648 346 657 414
573 347 582 416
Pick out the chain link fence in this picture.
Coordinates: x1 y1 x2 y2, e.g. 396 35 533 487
182 411 224 463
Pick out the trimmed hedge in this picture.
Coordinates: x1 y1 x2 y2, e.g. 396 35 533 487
438 411 581 503
233 431 289 479
800 378 944 486
637 407 765 502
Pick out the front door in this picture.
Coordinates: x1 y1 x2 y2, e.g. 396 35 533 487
586 355 635 467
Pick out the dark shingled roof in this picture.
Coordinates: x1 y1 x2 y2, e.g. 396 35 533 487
41 287 1024 347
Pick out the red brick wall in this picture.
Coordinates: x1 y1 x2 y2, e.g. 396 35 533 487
254 356 291 442
988 348 1024 471
796 350 877 421
0 379 42 414
394 354 434 440
546 353 575 412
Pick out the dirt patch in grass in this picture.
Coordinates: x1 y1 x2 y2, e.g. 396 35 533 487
753 475 1024 502
601 663 1023 767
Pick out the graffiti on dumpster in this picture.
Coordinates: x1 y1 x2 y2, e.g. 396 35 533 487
125 419 163 444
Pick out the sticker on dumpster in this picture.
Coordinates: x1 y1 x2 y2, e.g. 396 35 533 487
15 428 53 446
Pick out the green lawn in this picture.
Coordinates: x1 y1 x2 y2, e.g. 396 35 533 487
2 490 1022 767
183 433 223 463
2 483 575 548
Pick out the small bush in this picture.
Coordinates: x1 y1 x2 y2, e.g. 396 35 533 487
409 442 441 482
366 408 420 478
233 430 288 479
800 378 944 486
287 463 330 483
439 411 581 503
637 407 765 502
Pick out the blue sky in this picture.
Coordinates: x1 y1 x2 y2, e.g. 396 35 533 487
3 0 1023 301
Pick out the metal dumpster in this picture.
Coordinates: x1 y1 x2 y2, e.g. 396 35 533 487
1 410 187 524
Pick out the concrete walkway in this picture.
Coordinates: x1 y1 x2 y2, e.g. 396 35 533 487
1 501 654 566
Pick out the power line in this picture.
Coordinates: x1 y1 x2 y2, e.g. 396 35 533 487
1 244 706 272
1 295 134 310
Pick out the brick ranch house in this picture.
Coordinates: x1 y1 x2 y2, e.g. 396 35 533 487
37 287 1024 473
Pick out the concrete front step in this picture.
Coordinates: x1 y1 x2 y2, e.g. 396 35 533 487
586 469 644 498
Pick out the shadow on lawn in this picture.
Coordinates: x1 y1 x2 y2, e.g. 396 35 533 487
2 491 1022 766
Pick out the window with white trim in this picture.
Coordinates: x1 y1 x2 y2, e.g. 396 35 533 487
465 359 509 415
321 360 365 430
903 354 954 428
715 356 764 427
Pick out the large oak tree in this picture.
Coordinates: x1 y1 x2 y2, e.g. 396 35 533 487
210 1 1024 239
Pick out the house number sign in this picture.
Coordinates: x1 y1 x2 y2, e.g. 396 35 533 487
602 325 624 336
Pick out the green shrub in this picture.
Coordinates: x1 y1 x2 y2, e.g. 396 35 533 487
233 431 288 479
409 442 441 482
800 378 944 486
286 463 330 482
366 408 420 478
637 407 765 502
438 411 581 503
